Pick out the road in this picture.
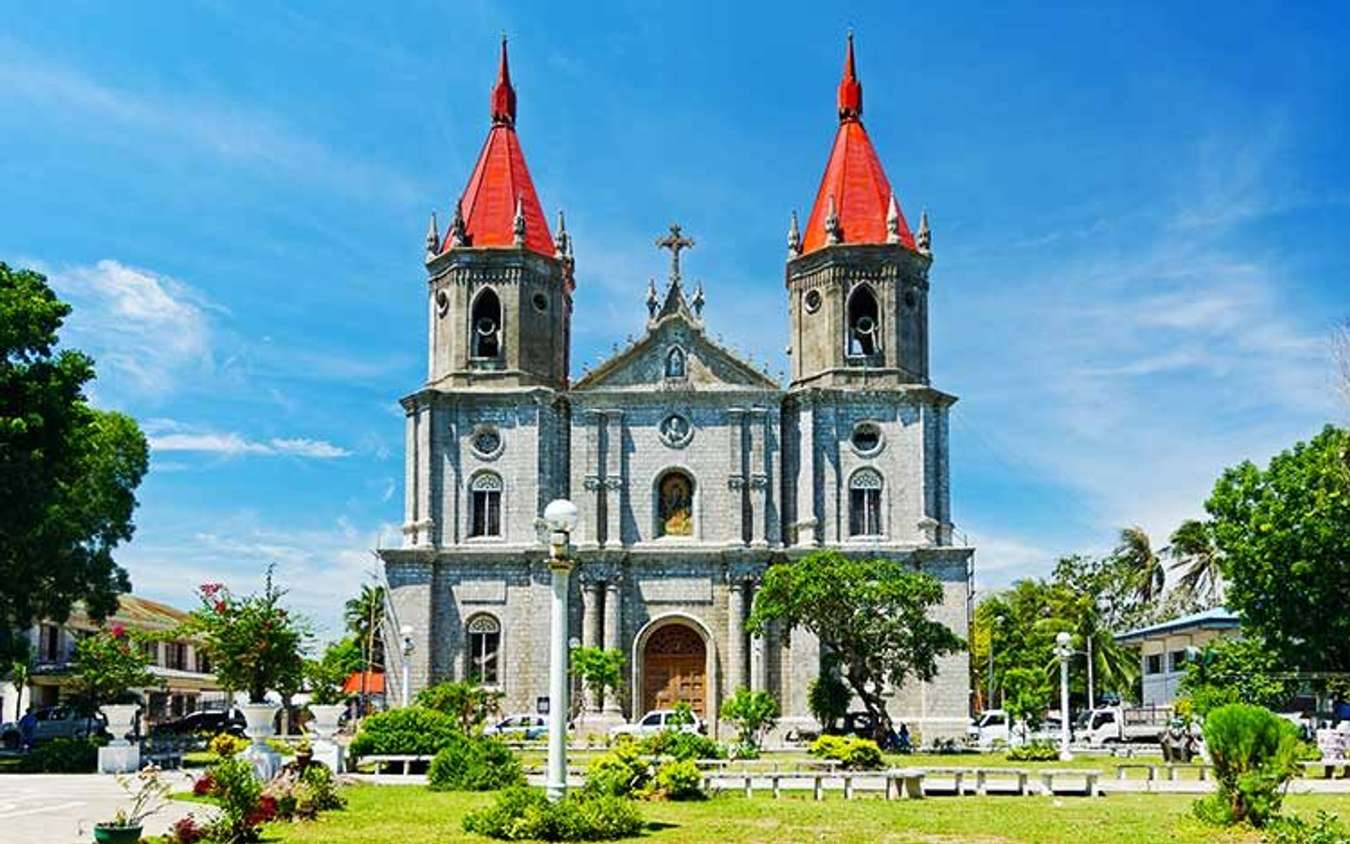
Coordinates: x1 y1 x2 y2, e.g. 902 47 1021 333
0 771 207 843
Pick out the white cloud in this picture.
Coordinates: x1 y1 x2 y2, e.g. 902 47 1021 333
44 259 213 396
149 429 350 459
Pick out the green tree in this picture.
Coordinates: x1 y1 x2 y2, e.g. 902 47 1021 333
344 582 385 713
1208 426 1350 670
570 646 624 717
1002 666 1051 742
71 625 159 735
0 263 149 660
305 638 361 706
746 551 964 733
1178 636 1299 717
416 680 504 734
5 646 33 721
807 655 850 732
1168 519 1223 605
183 570 309 703
721 688 779 753
1113 525 1166 603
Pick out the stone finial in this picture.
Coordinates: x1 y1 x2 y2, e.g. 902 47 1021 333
448 199 468 248
646 279 659 318
691 281 705 317
886 193 902 244
787 209 802 258
512 195 527 246
824 194 842 245
917 208 932 255
425 211 440 259
554 209 572 260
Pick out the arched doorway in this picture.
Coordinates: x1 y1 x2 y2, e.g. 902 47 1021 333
641 623 707 717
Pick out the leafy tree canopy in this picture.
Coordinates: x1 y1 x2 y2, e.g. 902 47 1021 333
1177 635 1299 718
183 571 309 703
1208 425 1350 670
72 624 159 709
0 263 149 658
746 550 964 728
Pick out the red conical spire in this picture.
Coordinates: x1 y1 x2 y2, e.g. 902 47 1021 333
489 36 516 126
441 37 555 258
800 34 915 254
837 31 862 122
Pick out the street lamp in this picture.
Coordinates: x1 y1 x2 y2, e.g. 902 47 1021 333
400 624 415 708
988 615 1004 711
1054 631 1074 761
543 498 580 802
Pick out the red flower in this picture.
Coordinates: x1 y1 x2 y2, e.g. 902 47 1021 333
192 772 215 796
213 600 227 614
200 583 223 597
247 794 278 826
109 624 126 639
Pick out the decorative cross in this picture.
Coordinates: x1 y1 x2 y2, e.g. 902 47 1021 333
655 223 695 282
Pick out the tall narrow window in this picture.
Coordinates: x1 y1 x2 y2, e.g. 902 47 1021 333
848 468 884 537
846 285 881 358
657 471 694 537
39 623 60 662
466 615 501 685
470 472 503 537
470 288 503 358
665 347 686 379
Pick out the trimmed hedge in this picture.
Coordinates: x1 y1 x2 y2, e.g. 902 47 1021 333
809 734 883 770
348 707 461 758
428 733 524 791
462 786 642 841
17 737 100 773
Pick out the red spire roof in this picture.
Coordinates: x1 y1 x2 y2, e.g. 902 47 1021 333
801 34 915 254
443 38 555 258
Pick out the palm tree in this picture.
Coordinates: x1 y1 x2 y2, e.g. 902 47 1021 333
344 583 385 712
1114 525 1165 603
1169 519 1222 604
6 656 32 721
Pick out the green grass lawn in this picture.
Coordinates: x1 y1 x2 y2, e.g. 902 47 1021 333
253 784 1350 844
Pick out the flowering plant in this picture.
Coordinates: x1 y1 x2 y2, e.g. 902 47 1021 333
184 569 308 703
72 624 159 714
105 764 171 828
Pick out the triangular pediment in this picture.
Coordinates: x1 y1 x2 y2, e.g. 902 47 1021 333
573 310 779 393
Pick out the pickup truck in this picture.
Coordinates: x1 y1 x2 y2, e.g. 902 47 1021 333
1077 705 1173 745
967 709 1064 747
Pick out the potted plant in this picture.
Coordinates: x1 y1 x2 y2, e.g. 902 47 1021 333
294 736 313 768
304 645 352 740
72 625 158 773
183 570 308 779
94 764 171 843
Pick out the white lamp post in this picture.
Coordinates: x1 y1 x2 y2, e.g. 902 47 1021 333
400 624 415 708
1054 631 1074 761
543 498 579 802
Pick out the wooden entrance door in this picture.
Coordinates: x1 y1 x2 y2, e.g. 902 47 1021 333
642 624 706 717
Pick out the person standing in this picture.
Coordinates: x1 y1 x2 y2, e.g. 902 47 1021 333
17 707 37 751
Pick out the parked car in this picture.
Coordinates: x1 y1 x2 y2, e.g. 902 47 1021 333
484 714 547 740
0 706 108 748
967 709 1064 747
150 708 246 738
1075 705 1172 746
608 709 706 738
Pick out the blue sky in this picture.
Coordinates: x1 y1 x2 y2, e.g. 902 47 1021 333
3 1 1346 637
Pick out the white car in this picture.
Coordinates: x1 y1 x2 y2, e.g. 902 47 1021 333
608 709 706 738
483 714 547 740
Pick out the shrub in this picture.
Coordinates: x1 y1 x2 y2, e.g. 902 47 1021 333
1006 740 1059 762
462 786 643 841
263 762 346 820
167 815 206 844
1201 703 1301 827
721 688 779 752
205 755 265 843
428 733 524 791
1263 811 1350 844
348 706 461 758
17 737 99 772
192 771 216 796
415 681 504 734
809 734 882 770
210 733 249 758
583 743 651 798
637 730 724 762
807 669 850 732
644 759 704 801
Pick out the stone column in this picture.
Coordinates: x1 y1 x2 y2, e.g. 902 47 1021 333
726 408 746 544
726 579 747 693
402 405 417 548
603 410 624 547
415 402 434 547
582 580 603 712
602 579 623 714
794 395 819 547
749 580 769 693
583 410 602 548
749 407 769 547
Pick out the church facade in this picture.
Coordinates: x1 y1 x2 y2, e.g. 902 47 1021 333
379 35 975 739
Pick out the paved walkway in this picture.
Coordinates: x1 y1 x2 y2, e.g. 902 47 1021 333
0 772 207 843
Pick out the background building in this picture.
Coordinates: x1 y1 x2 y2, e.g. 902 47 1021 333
1115 607 1240 707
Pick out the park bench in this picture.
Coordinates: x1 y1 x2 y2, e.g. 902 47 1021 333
362 754 431 777
1300 761 1350 779
1115 762 1212 785
972 768 1030 796
1037 768 1102 796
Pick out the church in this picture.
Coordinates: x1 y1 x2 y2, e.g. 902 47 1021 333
380 35 975 740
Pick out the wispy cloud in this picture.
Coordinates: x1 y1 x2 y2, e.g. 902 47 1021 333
149 430 350 459
43 259 213 397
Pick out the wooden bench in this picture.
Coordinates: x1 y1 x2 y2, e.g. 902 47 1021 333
1038 769 1102 796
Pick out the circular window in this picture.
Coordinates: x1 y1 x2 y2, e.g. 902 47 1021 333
532 292 548 313
804 289 822 314
658 413 694 448
904 290 917 309
850 421 884 456
471 427 503 459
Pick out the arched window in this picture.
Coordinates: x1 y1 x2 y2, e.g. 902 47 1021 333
657 471 694 537
471 288 503 358
469 472 503 538
466 614 501 685
849 468 883 537
665 347 686 379
847 285 881 358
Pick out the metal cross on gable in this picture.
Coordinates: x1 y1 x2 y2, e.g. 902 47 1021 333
655 223 695 282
